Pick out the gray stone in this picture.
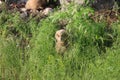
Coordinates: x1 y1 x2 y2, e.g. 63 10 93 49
0 1 2 5
42 7 53 15
20 0 27 2
92 0 115 10
20 11 28 19
20 8 27 12
59 0 85 10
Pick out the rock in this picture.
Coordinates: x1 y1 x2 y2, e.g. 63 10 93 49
25 0 47 12
0 1 3 12
20 8 27 12
20 11 28 19
4 0 17 4
0 1 2 5
59 0 84 10
20 0 27 3
74 0 85 5
48 0 60 8
17 0 27 4
42 7 53 15
92 0 115 10
55 29 68 54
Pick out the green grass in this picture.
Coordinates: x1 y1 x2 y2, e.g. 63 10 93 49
0 5 120 80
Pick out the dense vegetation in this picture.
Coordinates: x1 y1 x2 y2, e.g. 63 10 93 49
0 4 120 80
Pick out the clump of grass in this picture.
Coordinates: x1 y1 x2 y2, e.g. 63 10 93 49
0 4 120 80
0 9 39 80
0 37 21 79
25 5 120 80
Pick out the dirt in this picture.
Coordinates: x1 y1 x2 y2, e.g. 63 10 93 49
90 9 120 26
